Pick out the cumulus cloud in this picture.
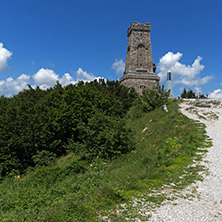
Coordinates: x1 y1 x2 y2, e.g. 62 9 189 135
76 68 95 81
208 89 222 98
60 73 76 86
33 68 77 89
76 68 104 82
0 67 104 96
157 52 213 87
33 68 59 85
112 59 125 74
0 74 30 96
0 43 12 73
0 43 104 96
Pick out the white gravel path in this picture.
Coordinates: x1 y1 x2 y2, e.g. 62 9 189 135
149 99 222 222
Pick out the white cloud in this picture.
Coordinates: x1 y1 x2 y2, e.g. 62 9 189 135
76 68 104 82
33 68 78 89
112 59 125 74
60 73 76 86
0 43 12 73
33 68 104 90
0 74 30 96
157 52 213 87
194 86 202 94
33 68 59 85
0 66 104 96
208 89 222 98
76 68 95 81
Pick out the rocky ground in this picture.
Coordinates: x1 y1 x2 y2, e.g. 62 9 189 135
103 99 222 222
149 99 222 222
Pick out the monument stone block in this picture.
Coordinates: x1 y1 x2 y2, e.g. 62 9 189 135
120 22 160 94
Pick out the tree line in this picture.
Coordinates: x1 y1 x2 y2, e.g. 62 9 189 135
0 80 138 178
180 88 208 98
0 79 170 179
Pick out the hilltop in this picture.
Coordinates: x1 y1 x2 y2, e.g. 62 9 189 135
0 83 210 221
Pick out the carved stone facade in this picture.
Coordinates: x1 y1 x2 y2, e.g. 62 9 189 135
120 22 160 94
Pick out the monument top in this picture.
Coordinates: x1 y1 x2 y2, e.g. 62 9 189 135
127 22 151 36
124 22 154 75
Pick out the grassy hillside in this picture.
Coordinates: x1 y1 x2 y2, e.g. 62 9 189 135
0 100 211 221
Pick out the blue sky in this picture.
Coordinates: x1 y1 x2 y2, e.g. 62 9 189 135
0 0 222 97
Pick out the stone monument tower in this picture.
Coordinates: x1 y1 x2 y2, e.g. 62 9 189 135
120 22 160 94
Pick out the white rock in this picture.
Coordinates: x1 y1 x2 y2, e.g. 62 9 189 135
142 127 148 133
161 104 168 112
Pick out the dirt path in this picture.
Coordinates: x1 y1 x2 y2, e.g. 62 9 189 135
149 99 222 222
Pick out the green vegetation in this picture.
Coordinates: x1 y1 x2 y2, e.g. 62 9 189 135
0 82 211 221
203 112 219 120
0 80 137 179
180 88 208 98
140 85 170 112
127 85 170 119
194 102 211 108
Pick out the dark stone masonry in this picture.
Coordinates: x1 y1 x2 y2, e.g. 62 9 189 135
120 22 160 94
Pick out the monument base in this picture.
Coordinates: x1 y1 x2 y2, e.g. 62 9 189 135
119 73 160 94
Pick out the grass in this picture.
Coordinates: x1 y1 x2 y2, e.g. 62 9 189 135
195 104 211 108
0 100 211 221
203 112 219 120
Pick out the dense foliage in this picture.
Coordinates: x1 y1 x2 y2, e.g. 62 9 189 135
141 85 170 111
127 85 170 119
0 80 137 178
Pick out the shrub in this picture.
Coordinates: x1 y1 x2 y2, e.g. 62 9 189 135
32 150 56 167
0 79 136 178
141 85 170 112
65 112 134 160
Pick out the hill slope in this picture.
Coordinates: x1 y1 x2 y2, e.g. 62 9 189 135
149 99 222 221
0 100 210 221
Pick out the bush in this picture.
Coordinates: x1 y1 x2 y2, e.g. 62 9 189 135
141 85 170 112
0 79 136 177
65 112 134 160
32 150 57 167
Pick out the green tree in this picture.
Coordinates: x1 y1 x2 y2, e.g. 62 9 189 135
181 88 187 98
0 79 136 177
65 112 134 159
141 85 170 112
180 88 196 98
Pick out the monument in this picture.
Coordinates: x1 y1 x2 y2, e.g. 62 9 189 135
120 22 160 94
